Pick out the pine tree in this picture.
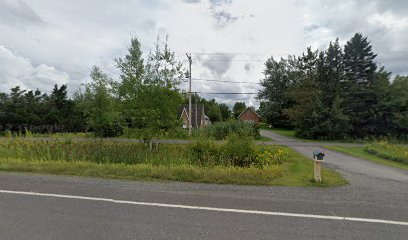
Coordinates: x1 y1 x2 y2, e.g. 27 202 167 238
257 56 295 128
343 33 378 137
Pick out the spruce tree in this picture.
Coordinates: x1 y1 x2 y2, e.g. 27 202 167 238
343 33 378 137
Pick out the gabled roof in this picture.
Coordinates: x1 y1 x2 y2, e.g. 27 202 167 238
178 104 205 128
237 106 260 119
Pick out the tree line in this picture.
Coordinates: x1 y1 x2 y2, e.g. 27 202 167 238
0 36 242 137
258 33 408 140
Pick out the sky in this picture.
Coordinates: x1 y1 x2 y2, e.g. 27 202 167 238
0 0 407 107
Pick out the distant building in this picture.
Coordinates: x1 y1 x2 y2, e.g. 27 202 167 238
179 104 210 129
237 107 260 126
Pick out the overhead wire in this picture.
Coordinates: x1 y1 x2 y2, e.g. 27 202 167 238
191 78 261 84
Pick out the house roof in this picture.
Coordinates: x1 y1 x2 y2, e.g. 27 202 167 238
179 104 205 128
237 106 260 119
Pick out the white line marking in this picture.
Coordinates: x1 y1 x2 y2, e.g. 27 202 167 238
1 189 407 226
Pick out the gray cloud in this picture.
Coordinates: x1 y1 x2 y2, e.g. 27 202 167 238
244 63 252 72
212 10 238 27
200 54 233 76
304 24 320 33
209 0 232 7
208 0 238 28
0 45 69 92
183 0 201 3
299 0 408 75
0 0 44 27
0 0 407 107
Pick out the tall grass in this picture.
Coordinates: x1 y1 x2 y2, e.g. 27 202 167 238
188 134 288 167
0 136 286 168
0 139 190 166
365 141 408 165
0 137 347 186
197 120 260 140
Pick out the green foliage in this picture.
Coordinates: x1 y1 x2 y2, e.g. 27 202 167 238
182 94 230 123
115 37 145 128
116 35 184 141
121 127 188 140
219 103 231 121
0 85 86 133
389 76 408 140
365 141 408 165
258 56 296 128
188 134 289 167
258 32 407 140
188 137 219 166
198 120 260 140
0 138 189 165
0 139 346 186
233 102 246 119
221 133 256 167
82 66 123 137
255 145 288 165
0 137 286 168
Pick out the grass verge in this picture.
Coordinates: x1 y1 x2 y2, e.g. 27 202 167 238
0 148 347 187
325 146 408 171
262 127 371 144
263 128 297 139
274 148 348 187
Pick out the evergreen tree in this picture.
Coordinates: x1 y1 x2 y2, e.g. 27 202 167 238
343 33 379 137
258 56 297 128
389 76 408 140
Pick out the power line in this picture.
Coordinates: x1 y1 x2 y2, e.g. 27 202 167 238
191 58 266 62
189 52 272 56
192 78 261 84
193 92 258 95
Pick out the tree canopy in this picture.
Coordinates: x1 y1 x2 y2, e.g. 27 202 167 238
258 33 408 140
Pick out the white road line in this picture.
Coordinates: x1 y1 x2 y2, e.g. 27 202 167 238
1 189 407 226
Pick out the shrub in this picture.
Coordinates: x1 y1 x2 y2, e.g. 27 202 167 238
188 133 287 168
255 146 289 165
188 137 219 166
198 120 260 140
220 133 257 167
95 122 124 137
0 136 290 169
121 127 188 140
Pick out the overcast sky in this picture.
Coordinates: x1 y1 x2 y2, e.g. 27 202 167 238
1 0 407 107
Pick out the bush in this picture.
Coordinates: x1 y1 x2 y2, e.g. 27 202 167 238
188 133 288 167
221 133 256 167
95 122 124 137
198 120 260 140
255 145 289 165
0 136 289 169
121 127 188 140
188 137 219 166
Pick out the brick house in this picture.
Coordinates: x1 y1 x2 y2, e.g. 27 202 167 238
179 104 210 129
237 107 260 126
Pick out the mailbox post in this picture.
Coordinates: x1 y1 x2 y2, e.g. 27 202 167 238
313 150 325 182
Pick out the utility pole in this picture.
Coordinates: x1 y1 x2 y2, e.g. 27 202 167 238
186 53 192 136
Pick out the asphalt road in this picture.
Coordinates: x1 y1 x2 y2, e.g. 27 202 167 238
0 172 408 240
0 131 407 239
259 129 408 185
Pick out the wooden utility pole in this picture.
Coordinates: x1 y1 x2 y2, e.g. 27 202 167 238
186 53 192 136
